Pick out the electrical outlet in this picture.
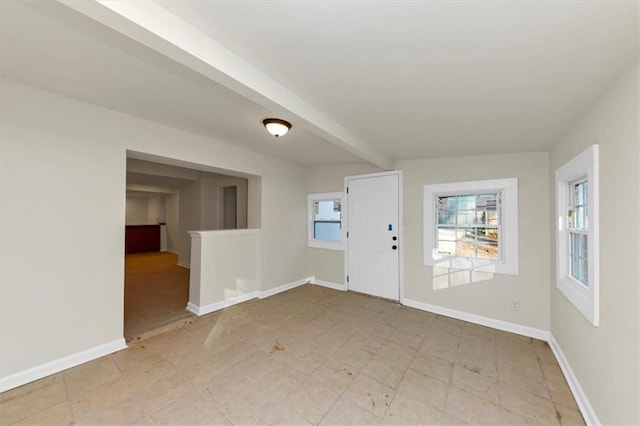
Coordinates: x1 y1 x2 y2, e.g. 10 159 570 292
511 301 520 311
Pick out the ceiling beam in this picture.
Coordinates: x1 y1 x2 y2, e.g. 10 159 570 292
57 0 394 169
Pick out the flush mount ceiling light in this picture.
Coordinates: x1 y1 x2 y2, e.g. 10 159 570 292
263 118 291 138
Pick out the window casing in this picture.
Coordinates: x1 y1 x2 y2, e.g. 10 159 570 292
308 192 346 250
424 178 518 276
555 145 599 326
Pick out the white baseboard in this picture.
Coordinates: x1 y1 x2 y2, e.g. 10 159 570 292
0 338 126 393
186 291 259 316
259 277 312 299
402 298 549 341
313 279 346 291
187 277 315 316
176 261 190 269
548 333 600 426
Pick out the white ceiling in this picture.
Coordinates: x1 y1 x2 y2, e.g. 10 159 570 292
1 1 638 167
0 1 364 166
159 0 639 159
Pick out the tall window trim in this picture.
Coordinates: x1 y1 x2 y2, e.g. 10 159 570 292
308 192 346 251
555 145 599 326
424 178 519 276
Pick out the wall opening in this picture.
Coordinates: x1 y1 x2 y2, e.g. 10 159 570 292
123 151 261 342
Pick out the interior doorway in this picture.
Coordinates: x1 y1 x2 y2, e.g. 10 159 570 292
124 156 251 342
346 171 402 301
221 186 238 229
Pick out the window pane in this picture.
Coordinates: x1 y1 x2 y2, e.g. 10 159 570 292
486 211 498 225
570 233 588 259
476 228 499 259
574 206 587 229
436 241 455 255
437 227 456 242
574 181 588 205
580 258 589 286
435 192 501 260
438 196 457 212
314 221 341 241
314 199 341 221
570 250 588 287
457 210 474 225
458 196 476 210
455 228 476 257
438 211 456 225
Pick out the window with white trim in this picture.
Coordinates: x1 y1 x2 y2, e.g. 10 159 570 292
424 178 518 275
556 145 599 326
308 192 345 250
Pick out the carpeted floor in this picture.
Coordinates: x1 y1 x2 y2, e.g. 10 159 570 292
124 251 192 342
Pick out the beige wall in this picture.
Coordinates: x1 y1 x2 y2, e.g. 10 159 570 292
548 61 639 424
125 196 149 225
177 180 202 265
0 78 307 381
396 152 551 330
306 163 383 284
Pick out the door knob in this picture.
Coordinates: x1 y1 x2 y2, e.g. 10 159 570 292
392 245 398 250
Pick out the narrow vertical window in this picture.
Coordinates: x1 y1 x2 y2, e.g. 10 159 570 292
568 179 588 286
555 145 599 326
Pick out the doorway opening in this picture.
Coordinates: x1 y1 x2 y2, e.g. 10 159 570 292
124 154 255 342
221 185 238 229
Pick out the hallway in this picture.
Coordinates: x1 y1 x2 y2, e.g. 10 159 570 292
124 252 192 342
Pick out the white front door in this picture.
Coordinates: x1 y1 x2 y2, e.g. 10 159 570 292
346 172 400 300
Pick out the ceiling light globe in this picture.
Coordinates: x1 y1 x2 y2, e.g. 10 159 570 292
263 119 291 138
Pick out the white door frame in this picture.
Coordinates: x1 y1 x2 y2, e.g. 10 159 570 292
344 170 403 302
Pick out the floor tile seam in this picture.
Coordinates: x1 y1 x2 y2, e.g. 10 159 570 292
354 370 397 419
2 383 68 426
69 381 136 424
7 400 71 426
315 393 342 425
439 336 465 416
534 350 564 405
494 375 555 408
59 369 80 425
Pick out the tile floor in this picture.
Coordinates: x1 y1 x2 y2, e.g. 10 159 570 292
124 252 192 342
1 285 585 425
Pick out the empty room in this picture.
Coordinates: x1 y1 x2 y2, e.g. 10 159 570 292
0 1 638 425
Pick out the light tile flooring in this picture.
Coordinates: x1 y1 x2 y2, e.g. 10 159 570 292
1 285 584 425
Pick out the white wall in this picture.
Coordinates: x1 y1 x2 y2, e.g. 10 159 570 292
125 194 165 225
548 61 639 425
188 230 260 312
397 152 551 331
165 193 179 253
0 78 307 384
306 163 383 284
177 180 201 266
125 196 149 225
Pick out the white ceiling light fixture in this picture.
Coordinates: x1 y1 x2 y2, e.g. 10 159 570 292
263 118 291 138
